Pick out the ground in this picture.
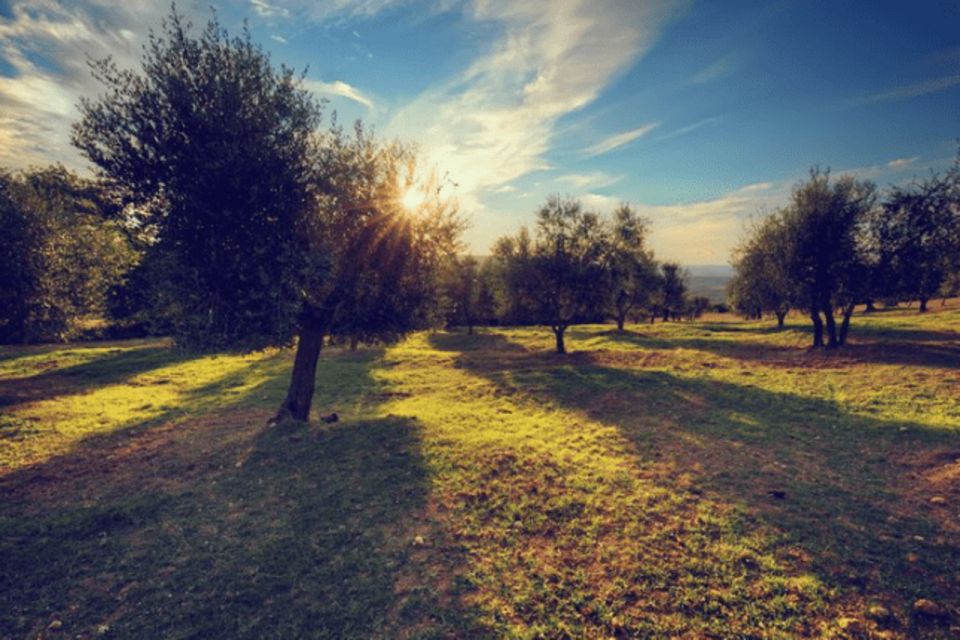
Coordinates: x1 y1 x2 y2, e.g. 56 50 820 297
1 305 958 639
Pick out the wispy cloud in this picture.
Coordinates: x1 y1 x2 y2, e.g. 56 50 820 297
556 171 621 189
0 0 184 170
303 79 374 109
270 34 288 43
583 123 659 157
390 0 684 219
655 116 720 142
854 73 960 105
688 54 736 84
250 0 290 18
887 156 918 169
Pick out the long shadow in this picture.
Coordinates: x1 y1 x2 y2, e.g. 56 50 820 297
591 324 960 370
0 342 201 410
0 346 485 639
429 331 960 630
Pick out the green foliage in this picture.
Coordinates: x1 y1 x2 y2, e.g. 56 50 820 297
494 196 611 352
607 204 659 330
442 255 496 333
0 166 135 343
729 214 793 325
308 125 463 346
658 262 688 321
73 8 324 350
873 162 960 310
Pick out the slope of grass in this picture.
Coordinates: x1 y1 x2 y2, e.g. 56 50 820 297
1 305 958 638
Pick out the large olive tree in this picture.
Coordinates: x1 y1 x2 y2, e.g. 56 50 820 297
74 9 459 422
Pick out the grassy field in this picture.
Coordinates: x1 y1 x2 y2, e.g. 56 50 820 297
1 305 958 638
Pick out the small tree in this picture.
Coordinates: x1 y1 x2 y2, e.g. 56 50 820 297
659 262 688 322
878 166 960 312
685 296 712 321
780 169 876 348
495 196 610 354
729 214 792 328
607 204 659 331
443 255 495 334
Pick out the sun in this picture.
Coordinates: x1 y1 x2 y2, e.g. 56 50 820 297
401 185 425 212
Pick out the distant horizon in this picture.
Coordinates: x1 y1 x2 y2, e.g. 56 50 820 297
1 0 957 264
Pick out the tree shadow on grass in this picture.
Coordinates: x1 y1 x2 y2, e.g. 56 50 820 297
0 346 485 639
0 342 203 410
589 324 960 370
429 331 960 632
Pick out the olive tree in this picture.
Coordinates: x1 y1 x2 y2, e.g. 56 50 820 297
779 169 876 348
729 214 792 328
74 9 459 422
495 196 610 354
607 204 659 331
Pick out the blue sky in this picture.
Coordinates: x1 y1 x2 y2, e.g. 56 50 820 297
1 0 957 264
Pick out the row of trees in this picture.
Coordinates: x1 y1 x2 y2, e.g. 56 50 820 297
729 164 960 347
441 197 708 353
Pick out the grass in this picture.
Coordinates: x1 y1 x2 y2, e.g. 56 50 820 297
1 305 958 638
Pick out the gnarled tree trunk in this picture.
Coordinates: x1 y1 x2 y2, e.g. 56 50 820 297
822 304 838 349
553 326 567 354
838 303 855 345
273 323 324 423
810 310 823 348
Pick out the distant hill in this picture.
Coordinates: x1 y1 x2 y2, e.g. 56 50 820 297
686 265 732 304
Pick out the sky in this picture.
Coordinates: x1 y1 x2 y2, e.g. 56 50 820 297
1 0 958 265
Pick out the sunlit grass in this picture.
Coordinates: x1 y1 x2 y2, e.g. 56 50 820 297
1 304 958 637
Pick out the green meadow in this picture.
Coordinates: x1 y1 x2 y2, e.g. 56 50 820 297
1 305 958 639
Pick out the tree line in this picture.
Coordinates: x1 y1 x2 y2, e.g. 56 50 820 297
728 164 960 347
440 197 709 353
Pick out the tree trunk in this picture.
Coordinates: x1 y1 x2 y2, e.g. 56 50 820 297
776 311 786 329
616 312 626 332
810 310 823 348
553 326 566 354
467 323 474 335
919 297 928 312
864 300 876 313
649 313 655 325
274 324 324 423
838 304 855 345
349 335 359 351
822 304 838 349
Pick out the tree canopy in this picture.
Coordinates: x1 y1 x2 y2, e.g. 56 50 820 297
73 8 460 422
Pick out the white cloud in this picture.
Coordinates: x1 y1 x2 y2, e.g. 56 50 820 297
854 73 960 105
738 181 773 193
887 156 918 169
389 0 684 219
250 0 290 18
556 171 621 189
270 34 288 43
583 123 659 157
689 54 736 84
655 116 719 142
303 79 375 109
0 0 182 170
